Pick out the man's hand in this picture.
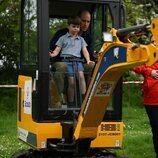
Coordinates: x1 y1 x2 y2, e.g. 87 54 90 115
93 50 99 58
151 70 158 80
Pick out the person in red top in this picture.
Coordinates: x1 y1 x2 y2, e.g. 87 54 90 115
133 36 158 158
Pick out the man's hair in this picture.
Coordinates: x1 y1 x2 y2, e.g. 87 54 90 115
77 10 91 18
67 16 81 25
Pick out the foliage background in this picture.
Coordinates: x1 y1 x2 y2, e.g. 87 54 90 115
1 0 158 85
0 0 20 84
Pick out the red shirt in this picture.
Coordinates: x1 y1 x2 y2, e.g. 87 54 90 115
133 63 158 105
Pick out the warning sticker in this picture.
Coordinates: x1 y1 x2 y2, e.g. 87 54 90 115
95 81 114 96
18 127 28 142
24 80 32 114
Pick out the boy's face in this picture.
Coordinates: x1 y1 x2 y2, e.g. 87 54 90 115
68 24 80 36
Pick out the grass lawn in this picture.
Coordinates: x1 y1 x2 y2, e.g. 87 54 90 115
0 112 28 158
0 106 156 158
115 106 156 158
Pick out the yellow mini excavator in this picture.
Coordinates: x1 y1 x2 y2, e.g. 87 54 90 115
12 0 158 157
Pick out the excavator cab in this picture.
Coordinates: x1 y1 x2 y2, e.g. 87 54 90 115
17 0 126 157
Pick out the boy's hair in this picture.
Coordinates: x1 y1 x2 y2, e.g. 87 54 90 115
67 16 81 25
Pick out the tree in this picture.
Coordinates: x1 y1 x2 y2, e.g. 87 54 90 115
0 0 20 84
0 0 158 84
123 0 158 26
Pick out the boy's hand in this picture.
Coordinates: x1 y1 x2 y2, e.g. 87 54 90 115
49 51 55 57
87 60 95 65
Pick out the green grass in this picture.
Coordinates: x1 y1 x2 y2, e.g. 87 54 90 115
0 85 156 158
0 113 28 158
0 107 156 158
0 88 17 112
115 106 156 158
115 83 156 158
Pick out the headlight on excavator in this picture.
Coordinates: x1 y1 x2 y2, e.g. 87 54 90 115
103 32 113 42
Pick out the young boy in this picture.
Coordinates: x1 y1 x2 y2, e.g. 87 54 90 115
50 16 94 106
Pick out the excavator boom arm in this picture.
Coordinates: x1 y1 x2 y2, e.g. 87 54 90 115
73 18 158 141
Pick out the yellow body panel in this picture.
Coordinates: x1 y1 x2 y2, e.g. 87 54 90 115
74 18 158 140
91 122 123 148
18 123 62 149
18 75 123 149
17 75 62 149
